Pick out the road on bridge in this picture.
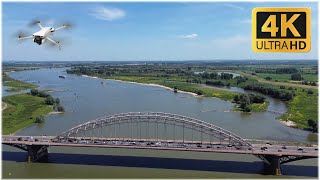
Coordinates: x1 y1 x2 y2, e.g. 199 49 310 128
3 135 318 157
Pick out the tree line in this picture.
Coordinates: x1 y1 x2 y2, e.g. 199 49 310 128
197 72 234 80
255 67 299 74
244 83 294 101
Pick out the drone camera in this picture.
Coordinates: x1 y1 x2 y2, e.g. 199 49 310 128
33 36 43 45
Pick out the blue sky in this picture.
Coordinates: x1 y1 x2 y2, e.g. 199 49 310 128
2 2 319 61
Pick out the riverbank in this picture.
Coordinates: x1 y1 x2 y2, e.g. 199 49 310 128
2 73 38 92
280 120 297 127
82 74 240 102
82 75 199 97
2 93 53 135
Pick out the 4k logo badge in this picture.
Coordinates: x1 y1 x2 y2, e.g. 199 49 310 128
252 8 311 52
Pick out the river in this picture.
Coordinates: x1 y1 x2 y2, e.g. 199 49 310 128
2 68 318 178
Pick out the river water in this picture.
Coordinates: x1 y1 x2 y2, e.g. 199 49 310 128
2 68 318 178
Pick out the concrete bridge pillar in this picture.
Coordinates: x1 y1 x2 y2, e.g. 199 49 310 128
27 145 48 162
263 155 282 175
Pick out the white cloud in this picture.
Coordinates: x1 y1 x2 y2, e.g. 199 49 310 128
178 33 198 39
90 6 126 21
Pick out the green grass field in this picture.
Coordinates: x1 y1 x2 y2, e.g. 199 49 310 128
280 91 318 129
3 80 38 92
3 73 38 92
2 93 53 135
257 73 318 83
250 101 270 112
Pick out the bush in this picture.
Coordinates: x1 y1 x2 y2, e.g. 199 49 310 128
248 93 266 103
45 96 55 105
308 119 318 133
30 89 39 96
243 105 252 112
195 90 203 95
291 73 303 81
265 76 272 81
239 94 251 109
57 105 65 112
205 80 225 86
233 95 239 102
280 86 286 89
35 115 45 123
55 98 60 104
307 90 314 94
38 91 49 97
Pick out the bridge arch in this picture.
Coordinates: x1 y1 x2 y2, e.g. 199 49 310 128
54 112 253 148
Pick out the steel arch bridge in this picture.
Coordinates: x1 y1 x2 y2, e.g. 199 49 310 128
3 112 318 175
54 112 253 148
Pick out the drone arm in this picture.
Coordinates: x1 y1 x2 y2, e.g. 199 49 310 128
37 22 43 29
18 35 34 40
46 37 61 50
54 25 67 31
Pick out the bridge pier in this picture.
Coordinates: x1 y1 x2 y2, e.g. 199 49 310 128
262 155 282 176
27 145 48 162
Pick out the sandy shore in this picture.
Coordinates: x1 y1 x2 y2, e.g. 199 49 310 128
82 75 98 79
81 75 199 97
280 120 297 127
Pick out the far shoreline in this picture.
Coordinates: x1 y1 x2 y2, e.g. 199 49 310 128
81 74 200 97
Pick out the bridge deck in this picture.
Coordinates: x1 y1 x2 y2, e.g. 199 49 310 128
2 136 318 157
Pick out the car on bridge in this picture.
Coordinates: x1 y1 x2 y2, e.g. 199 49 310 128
261 147 268 151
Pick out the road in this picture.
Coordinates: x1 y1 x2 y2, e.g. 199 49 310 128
2 135 318 157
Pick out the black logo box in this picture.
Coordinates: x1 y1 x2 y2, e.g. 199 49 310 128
256 12 306 39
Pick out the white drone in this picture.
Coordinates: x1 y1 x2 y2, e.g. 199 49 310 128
17 20 71 50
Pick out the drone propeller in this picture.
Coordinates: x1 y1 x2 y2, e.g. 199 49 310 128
45 36 71 50
28 19 41 27
14 31 32 41
16 31 27 39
